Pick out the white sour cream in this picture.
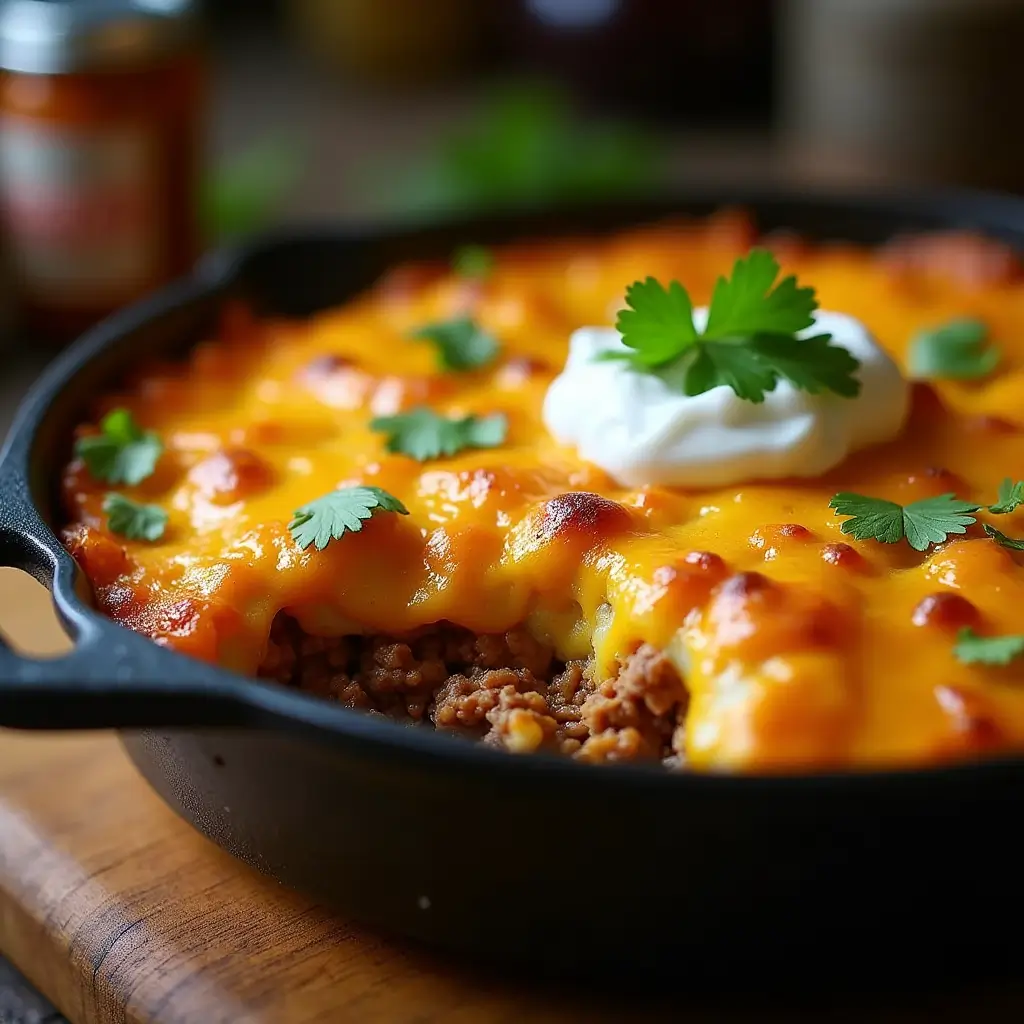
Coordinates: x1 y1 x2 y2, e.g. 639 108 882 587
542 310 909 489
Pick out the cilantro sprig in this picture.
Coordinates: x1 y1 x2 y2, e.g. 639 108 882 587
829 492 979 551
988 478 1024 515
908 318 1000 382
75 409 162 486
984 524 1024 551
603 250 861 404
289 485 409 552
411 316 499 371
371 407 507 462
954 627 1024 667
103 494 167 542
830 477 1024 551
452 244 493 280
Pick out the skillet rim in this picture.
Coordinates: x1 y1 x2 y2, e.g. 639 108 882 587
5 180 1024 789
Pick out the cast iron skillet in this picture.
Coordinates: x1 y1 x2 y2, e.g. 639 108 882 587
2 188 1024 986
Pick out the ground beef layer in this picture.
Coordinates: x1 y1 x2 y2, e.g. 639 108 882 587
259 614 689 765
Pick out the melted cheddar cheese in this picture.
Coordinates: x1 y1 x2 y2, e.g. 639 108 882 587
61 211 1024 771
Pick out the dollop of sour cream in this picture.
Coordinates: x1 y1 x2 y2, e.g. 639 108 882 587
542 310 910 489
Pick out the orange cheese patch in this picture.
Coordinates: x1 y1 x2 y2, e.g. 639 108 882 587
60 211 1024 771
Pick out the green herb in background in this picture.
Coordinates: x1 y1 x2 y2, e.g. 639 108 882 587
377 82 666 216
103 494 168 542
75 409 162 486
410 316 499 371
371 408 507 461
988 478 1024 515
452 244 494 279
907 318 1001 381
984 524 1024 550
202 135 305 240
954 628 1024 667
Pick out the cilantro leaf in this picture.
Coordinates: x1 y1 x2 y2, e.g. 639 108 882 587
988 478 1024 515
615 277 697 368
908 318 1000 381
829 492 979 551
602 250 861 403
954 627 1024 667
829 493 905 545
746 334 861 398
703 249 818 340
371 408 507 461
452 244 494 279
289 485 409 552
75 409 162 486
103 494 167 542
410 316 499 371
683 340 778 403
901 495 980 550
983 524 1024 550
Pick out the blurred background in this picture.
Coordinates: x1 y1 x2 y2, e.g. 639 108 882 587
1 3 1023 1011
1 0 1024 370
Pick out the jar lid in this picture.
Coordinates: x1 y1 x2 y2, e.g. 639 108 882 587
0 0 197 75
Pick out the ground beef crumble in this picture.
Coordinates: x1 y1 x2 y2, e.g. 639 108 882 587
259 614 689 766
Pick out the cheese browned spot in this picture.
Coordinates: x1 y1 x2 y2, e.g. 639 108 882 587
911 593 981 632
189 448 275 504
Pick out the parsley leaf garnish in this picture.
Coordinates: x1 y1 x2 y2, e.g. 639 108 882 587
452 244 493 279
607 250 861 403
907 318 1000 381
988 478 1024 515
983 524 1024 550
371 407 507 462
703 249 819 339
829 492 979 551
75 409 162 486
289 485 409 552
954 627 1024 666
742 334 862 397
103 494 167 542
410 316 499 371
613 277 697 368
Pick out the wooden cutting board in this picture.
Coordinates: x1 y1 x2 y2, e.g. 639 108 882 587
2 731 678 1024
3 569 1024 1024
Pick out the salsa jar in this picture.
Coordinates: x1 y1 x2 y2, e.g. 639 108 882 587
0 0 205 345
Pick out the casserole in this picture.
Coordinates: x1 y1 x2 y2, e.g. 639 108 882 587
3 189 1024 983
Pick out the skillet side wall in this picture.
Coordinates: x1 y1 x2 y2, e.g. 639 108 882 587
122 727 1024 983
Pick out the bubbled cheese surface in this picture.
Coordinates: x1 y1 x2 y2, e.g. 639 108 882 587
59 213 1024 771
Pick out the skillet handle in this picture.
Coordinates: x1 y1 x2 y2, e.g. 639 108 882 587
0 495 265 730
0 608 259 730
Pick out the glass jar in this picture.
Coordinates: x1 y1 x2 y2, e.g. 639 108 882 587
0 0 205 345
